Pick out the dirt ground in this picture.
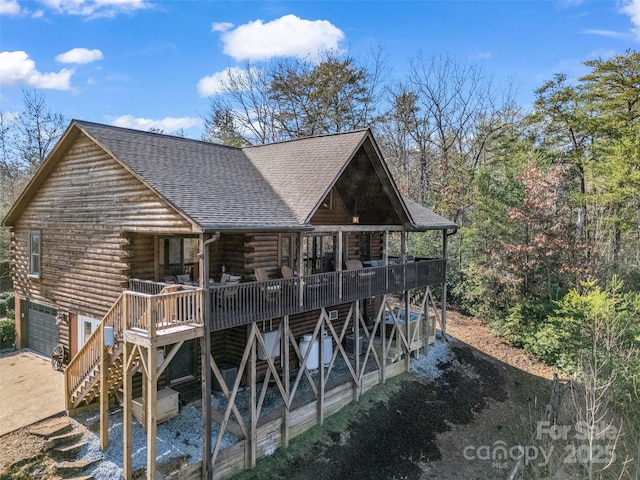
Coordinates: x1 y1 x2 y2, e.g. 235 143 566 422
243 310 559 480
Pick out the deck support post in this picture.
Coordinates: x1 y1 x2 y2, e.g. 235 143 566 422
319 310 325 426
201 330 212 480
249 324 257 469
354 301 360 402
404 289 411 372
200 232 218 480
442 230 448 338
297 232 304 306
123 341 133 480
282 315 290 448
381 298 387 384
100 325 109 450
422 287 430 356
146 343 157 480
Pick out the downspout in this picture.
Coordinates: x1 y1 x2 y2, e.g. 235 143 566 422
200 231 220 480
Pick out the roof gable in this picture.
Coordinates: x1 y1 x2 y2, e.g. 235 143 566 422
242 130 369 224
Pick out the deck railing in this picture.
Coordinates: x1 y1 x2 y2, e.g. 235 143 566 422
209 259 445 331
123 288 204 336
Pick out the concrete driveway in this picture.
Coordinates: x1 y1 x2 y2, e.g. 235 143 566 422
0 350 65 436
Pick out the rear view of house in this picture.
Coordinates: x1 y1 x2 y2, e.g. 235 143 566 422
3 120 457 479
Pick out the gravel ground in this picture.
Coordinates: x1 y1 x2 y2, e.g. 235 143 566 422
71 337 450 479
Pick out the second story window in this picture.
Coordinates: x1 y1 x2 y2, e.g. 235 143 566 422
29 231 41 278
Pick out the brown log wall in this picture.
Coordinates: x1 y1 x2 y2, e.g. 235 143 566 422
9 133 194 321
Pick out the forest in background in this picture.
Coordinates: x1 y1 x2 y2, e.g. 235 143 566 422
1 49 638 478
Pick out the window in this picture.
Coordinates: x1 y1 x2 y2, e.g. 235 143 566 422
159 237 198 277
78 315 100 349
321 189 334 209
303 234 335 274
29 231 41 277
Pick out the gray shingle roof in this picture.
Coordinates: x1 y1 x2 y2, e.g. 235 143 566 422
402 197 458 231
5 119 457 233
76 121 302 230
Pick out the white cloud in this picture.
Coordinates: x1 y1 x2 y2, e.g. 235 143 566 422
620 0 640 39
1 111 19 126
40 0 150 18
112 115 203 133
582 29 625 39
471 52 492 60
0 0 21 15
0 51 74 90
197 66 257 97
56 47 104 64
219 14 345 61
212 21 233 32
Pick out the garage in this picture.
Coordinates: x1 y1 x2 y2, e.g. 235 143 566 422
26 301 58 356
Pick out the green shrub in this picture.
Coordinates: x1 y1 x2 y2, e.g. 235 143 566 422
0 292 15 318
0 318 15 350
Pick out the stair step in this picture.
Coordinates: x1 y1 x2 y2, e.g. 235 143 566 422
45 430 84 450
52 441 87 460
29 418 73 438
54 459 100 476
64 476 94 480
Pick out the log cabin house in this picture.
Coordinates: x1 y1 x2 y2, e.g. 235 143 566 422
2 120 457 479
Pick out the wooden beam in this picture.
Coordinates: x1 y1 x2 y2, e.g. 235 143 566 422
146 345 157 480
211 326 256 469
442 229 448 337
201 328 211 480
319 310 325 426
123 340 133 480
100 325 108 450
249 323 257 469
282 316 290 448
312 225 405 233
209 354 248 438
354 301 360 402
404 290 411 372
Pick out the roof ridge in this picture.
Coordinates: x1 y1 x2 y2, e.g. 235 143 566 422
72 119 241 151
242 128 370 150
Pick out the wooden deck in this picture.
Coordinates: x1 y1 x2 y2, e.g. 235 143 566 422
123 323 205 348
208 259 446 330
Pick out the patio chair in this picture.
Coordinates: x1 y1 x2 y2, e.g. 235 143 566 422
254 268 281 298
281 265 295 278
345 259 364 270
254 268 269 282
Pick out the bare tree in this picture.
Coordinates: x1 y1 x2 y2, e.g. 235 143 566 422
381 54 515 225
13 89 66 174
202 50 386 145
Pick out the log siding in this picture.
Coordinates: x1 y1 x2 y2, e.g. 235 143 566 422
10 134 195 321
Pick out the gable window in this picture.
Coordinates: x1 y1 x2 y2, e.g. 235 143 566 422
29 231 41 278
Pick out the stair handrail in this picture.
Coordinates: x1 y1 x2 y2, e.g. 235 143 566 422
64 293 125 411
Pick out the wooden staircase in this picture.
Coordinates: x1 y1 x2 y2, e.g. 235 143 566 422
69 344 124 409
64 285 204 412
65 294 128 411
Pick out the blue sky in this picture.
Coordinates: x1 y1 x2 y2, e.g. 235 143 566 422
1 0 639 139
